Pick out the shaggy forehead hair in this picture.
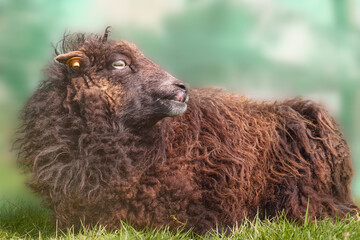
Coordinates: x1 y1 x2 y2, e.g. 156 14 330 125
55 27 111 55
53 27 140 76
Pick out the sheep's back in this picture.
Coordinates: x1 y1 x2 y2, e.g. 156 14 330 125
162 88 353 227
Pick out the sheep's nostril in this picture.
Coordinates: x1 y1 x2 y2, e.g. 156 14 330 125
175 82 188 92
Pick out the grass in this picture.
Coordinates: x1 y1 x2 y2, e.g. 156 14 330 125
1 199 360 240
1 153 360 239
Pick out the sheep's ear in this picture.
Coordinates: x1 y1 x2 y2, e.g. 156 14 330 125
55 51 89 69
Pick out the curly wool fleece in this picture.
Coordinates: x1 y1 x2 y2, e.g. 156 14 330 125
15 29 358 234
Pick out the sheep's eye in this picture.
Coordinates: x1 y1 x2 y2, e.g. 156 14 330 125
112 60 127 69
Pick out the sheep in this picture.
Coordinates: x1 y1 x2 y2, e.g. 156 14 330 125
15 28 358 234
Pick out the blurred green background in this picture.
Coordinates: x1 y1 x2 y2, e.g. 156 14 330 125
0 0 359 205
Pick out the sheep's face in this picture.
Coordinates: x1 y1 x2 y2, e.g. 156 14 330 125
55 38 188 129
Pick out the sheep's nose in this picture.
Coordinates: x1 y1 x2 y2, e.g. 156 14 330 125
174 82 188 93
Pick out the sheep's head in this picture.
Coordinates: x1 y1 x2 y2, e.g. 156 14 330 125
53 29 188 130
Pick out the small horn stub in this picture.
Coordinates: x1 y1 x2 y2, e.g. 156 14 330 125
103 26 112 43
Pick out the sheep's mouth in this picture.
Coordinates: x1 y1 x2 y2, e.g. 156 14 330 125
159 90 189 116
167 90 189 103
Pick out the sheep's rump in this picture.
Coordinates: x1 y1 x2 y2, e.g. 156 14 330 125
16 88 357 234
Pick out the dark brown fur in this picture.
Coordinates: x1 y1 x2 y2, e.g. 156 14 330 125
15 30 358 234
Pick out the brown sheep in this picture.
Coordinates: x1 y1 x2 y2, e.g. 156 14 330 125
15 28 358 234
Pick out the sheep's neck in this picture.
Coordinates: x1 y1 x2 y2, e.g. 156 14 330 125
118 120 166 166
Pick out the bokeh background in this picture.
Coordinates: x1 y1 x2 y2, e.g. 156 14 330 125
0 0 360 207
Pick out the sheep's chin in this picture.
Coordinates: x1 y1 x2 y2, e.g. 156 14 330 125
166 100 187 116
